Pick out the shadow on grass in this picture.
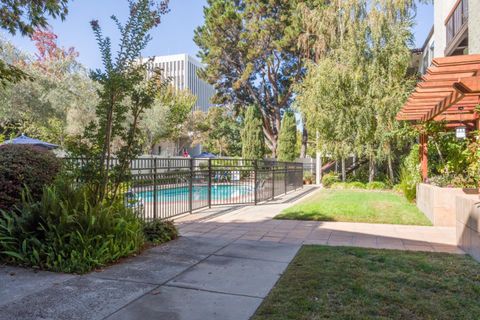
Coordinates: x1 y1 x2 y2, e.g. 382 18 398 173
275 212 336 222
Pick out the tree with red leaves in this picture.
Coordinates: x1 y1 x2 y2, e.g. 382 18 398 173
31 28 77 63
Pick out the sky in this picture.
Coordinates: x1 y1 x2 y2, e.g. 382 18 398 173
5 0 434 70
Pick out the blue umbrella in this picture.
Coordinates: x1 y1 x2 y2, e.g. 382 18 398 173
1 134 58 150
193 152 217 158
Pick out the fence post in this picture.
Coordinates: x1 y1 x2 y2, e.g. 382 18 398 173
153 158 158 220
254 160 258 205
301 163 304 189
208 158 212 208
271 162 275 200
189 158 193 214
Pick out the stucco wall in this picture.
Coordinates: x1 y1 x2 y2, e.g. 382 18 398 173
469 0 480 54
456 194 480 262
417 183 465 226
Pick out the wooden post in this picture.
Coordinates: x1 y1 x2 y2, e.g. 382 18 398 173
420 134 428 182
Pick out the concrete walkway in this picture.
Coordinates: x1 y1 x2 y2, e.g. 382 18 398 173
0 186 462 320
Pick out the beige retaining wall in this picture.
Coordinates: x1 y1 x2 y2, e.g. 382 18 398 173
417 183 480 261
416 183 465 226
456 194 480 262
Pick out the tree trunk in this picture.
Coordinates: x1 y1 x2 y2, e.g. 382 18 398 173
352 155 356 175
315 130 322 185
341 157 346 182
368 157 375 183
300 117 308 158
387 154 394 183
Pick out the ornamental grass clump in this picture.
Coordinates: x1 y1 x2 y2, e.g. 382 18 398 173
0 178 145 273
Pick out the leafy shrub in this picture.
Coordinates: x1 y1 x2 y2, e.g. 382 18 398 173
346 167 369 183
331 181 366 189
399 144 421 202
0 178 145 273
303 171 314 184
347 181 366 189
428 174 476 188
393 184 403 193
331 182 348 189
366 181 387 190
0 145 61 211
143 220 178 245
322 173 339 188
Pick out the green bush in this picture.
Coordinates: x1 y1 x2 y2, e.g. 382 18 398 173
399 144 421 202
347 181 366 189
331 181 366 189
322 173 339 188
303 171 314 183
143 220 178 245
331 182 348 189
0 178 145 273
366 181 387 190
428 174 476 188
0 145 61 211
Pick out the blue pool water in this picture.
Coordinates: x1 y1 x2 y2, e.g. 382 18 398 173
136 185 252 203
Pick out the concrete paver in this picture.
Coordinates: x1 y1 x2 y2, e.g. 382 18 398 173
168 254 290 298
0 266 74 308
0 275 156 320
106 286 262 320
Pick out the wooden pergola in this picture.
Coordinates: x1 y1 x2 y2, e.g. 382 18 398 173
396 54 480 181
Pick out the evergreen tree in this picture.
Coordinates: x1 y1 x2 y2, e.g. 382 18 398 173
241 105 265 160
194 0 304 157
277 111 298 161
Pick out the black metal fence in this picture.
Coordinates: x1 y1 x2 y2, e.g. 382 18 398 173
68 158 303 220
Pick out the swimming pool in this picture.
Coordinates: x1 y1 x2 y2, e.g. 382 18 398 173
135 184 253 203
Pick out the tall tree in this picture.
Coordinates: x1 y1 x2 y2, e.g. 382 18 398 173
195 106 242 157
277 111 298 161
241 105 265 160
366 0 417 181
140 86 196 153
194 0 304 157
74 0 170 204
0 30 97 145
0 0 70 85
295 0 420 182
0 0 69 36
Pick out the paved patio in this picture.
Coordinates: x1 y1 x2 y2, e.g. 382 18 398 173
0 186 463 320
177 186 462 254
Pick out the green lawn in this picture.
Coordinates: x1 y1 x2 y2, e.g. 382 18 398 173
253 246 480 320
276 189 431 225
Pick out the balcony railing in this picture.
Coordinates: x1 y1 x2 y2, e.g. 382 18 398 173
445 0 469 49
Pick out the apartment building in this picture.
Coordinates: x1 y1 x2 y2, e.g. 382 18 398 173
417 0 480 74
143 54 215 112
141 54 216 156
